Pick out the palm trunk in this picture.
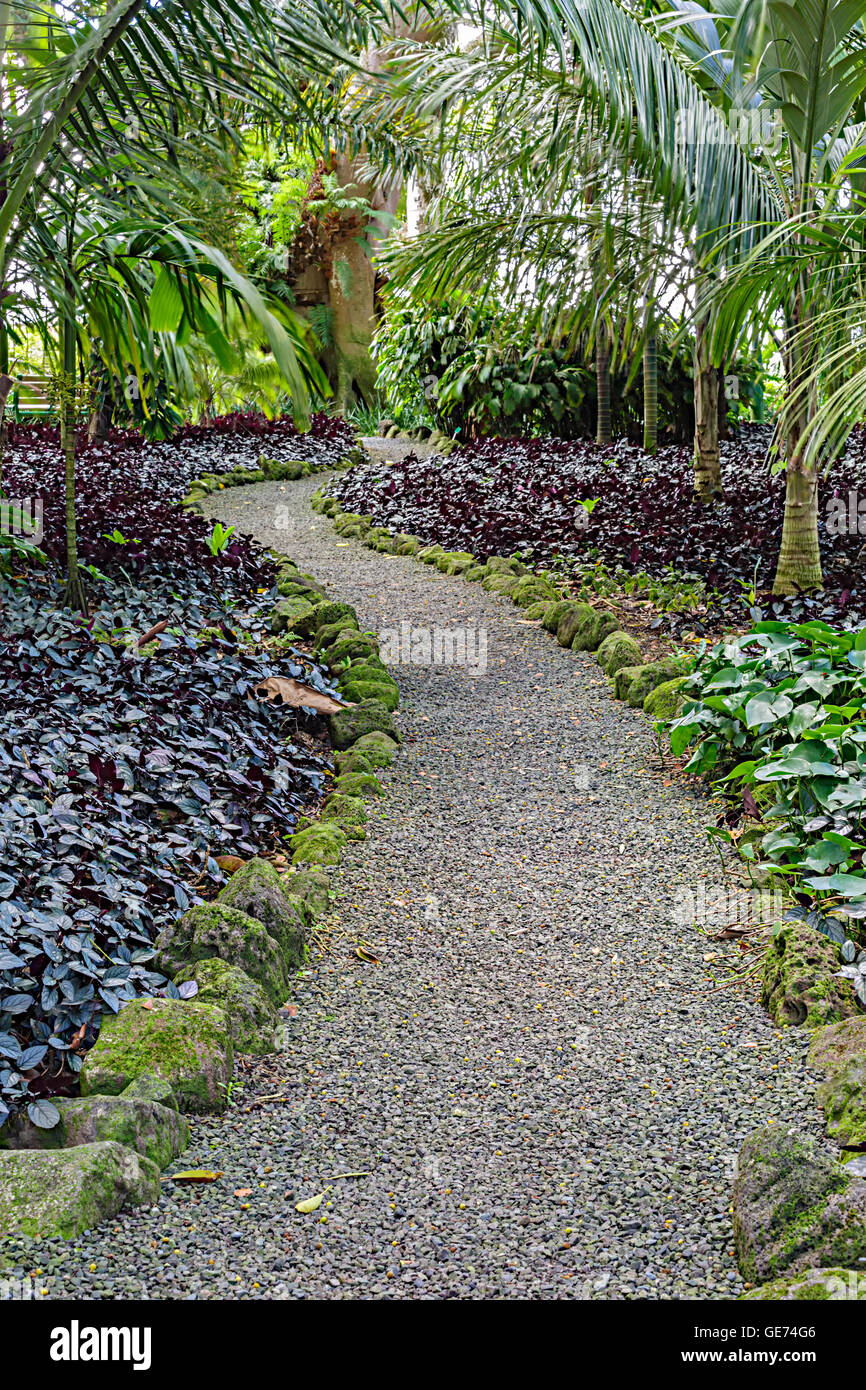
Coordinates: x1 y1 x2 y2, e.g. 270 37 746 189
773 294 822 594
61 295 86 613
693 294 722 500
596 326 612 446
643 333 658 454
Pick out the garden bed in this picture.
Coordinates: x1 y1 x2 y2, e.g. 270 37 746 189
325 424 866 630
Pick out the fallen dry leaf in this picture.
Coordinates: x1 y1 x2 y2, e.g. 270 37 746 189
255 676 351 716
354 946 380 965
234 1188 253 1198
169 1170 224 1184
295 1192 324 1213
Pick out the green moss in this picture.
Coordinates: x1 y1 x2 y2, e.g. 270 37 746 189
349 731 398 768
0 1143 161 1240
644 676 688 720
762 920 857 1029
314 600 358 631
270 595 316 636
556 603 594 648
481 573 520 596
328 699 400 750
573 609 619 652
320 792 368 841
334 747 374 775
597 631 643 676
80 999 233 1114
334 771 384 798
285 868 331 919
326 633 380 666
340 677 399 711
290 821 348 866
216 857 307 970
174 958 280 1055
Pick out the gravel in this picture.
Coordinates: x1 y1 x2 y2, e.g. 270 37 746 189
1 466 820 1301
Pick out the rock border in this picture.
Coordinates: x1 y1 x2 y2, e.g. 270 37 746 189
178 446 363 511
309 485 688 717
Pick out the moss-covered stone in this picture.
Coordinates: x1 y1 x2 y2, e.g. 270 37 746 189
121 1073 177 1109
0 1142 160 1239
334 747 373 775
285 867 331 919
0 1094 189 1170
524 601 552 621
613 658 683 704
556 603 594 648
344 659 390 684
155 903 289 1006
435 551 476 575
276 575 328 602
174 958 280 1055
270 596 316 636
572 609 619 652
340 677 399 711
81 999 233 1114
644 676 688 720
597 630 643 676
314 600 358 632
396 536 421 555
762 920 857 1029
313 618 361 655
463 564 488 582
216 857 307 969
486 556 526 576
349 731 398 767
740 1266 866 1300
733 1125 866 1283
334 770 384 798
320 792 368 840
290 821 348 866
511 575 560 608
325 633 380 667
328 698 400 750
808 1019 866 1149
541 599 575 634
481 572 520 596
417 545 446 565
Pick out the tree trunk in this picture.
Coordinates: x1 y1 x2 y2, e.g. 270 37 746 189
61 300 86 613
693 290 722 500
643 334 658 454
773 294 822 594
596 327 611 446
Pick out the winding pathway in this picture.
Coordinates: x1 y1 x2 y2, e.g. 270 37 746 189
11 468 818 1301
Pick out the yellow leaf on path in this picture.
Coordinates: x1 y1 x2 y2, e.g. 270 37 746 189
255 676 351 716
234 1188 253 1198
169 1170 224 1184
296 1192 324 1213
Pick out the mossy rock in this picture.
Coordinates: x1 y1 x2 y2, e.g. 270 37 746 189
290 820 348 866
325 633 380 667
416 544 445 564
270 596 316 636
542 599 576 634
273 459 305 481
0 1142 161 1239
314 618 361 655
486 556 526 576
762 919 857 1029
285 868 331 919
435 551 476 575
216 857 307 969
321 792 368 841
373 536 399 553
612 657 681 704
597 630 643 676
121 1073 177 1108
481 573 520 597
644 676 688 720
0 1095 189 1171
314 600 358 632
334 512 371 535
572 609 619 652
463 564 488 582
155 903 289 1006
334 771 384 799
522 601 551 621
334 748 373 775
347 731 398 769
340 677 399 712
740 1266 866 1300
395 535 421 555
321 498 341 518
174 958 280 1056
345 659 390 684
556 602 594 648
328 698 400 751
809 1019 866 1149
511 574 560 608
80 999 233 1114
733 1125 866 1283
276 576 329 602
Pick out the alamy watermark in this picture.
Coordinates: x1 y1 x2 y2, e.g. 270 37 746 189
1 497 43 545
827 490 866 537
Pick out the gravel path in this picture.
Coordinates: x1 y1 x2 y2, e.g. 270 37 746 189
5 471 818 1302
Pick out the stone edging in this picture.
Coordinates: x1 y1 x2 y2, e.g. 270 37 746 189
0 540 402 1241
309 485 689 719
178 446 363 510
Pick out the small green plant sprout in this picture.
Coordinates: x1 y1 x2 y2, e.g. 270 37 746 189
101 529 141 545
206 523 236 556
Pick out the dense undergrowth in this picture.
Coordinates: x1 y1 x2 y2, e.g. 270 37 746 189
0 414 352 1128
327 425 866 626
